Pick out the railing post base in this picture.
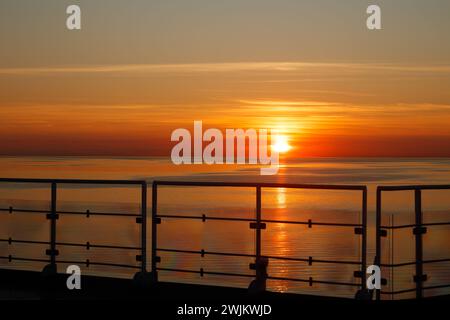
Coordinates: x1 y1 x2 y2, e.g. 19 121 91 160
133 271 157 290
41 263 57 276
40 263 58 295
248 257 268 294
354 288 373 300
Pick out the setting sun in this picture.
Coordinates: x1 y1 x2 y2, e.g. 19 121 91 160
272 135 292 153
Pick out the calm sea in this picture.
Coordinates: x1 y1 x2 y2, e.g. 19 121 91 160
0 157 449 299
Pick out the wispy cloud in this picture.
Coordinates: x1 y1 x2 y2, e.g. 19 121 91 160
1 62 450 76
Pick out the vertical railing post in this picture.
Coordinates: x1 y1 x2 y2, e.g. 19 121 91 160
50 182 57 267
255 186 262 264
414 188 424 299
375 187 382 300
361 187 367 289
141 182 147 273
151 181 158 281
248 185 267 293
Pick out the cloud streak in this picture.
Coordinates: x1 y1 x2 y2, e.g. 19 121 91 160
1 62 450 76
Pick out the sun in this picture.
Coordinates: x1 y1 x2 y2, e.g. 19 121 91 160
272 134 291 153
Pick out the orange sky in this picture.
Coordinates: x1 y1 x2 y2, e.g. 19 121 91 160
1 62 450 157
1 1 450 157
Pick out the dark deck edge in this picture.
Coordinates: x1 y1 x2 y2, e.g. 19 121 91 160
0 268 350 301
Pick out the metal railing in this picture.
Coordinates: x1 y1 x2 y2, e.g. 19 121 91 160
376 185 450 300
0 178 147 274
152 181 368 294
2 177 450 299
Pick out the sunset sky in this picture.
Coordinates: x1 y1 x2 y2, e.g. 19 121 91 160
1 0 450 157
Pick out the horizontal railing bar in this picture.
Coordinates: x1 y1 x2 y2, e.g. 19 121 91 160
0 256 49 263
0 238 141 251
155 180 366 190
56 260 141 269
155 270 360 288
380 288 417 295
0 238 49 245
262 219 361 228
0 208 140 218
422 258 450 264
157 268 363 288
157 215 361 227
157 267 255 278
380 262 416 267
57 210 140 217
378 185 450 191
380 224 416 230
1 256 140 269
157 267 201 275
157 248 361 265
423 284 450 290
267 276 360 287
422 221 450 227
0 178 146 185
56 241 141 251
381 222 450 230
157 248 255 258
157 214 254 222
381 258 450 268
0 208 49 214
266 255 361 265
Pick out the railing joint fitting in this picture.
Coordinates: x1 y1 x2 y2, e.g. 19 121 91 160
414 274 427 283
249 222 266 230
45 249 59 256
413 226 427 235
46 213 59 220
353 270 363 278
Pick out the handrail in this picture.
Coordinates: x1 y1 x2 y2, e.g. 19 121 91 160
154 180 366 190
377 185 450 191
0 178 145 185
